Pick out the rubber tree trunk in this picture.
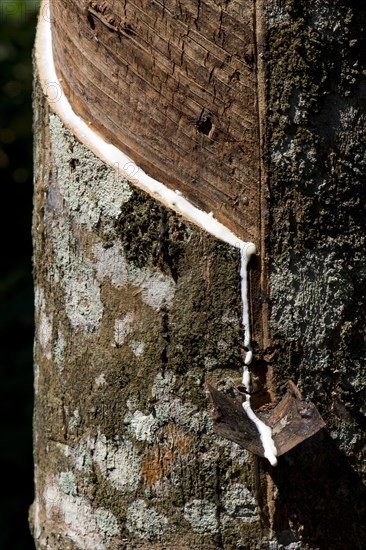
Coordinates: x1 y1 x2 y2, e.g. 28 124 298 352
31 1 366 549
31 71 263 548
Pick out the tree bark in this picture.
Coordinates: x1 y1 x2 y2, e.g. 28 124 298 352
265 2 366 547
31 1 366 549
31 70 264 549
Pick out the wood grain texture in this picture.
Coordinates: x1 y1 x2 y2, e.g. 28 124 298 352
51 0 260 242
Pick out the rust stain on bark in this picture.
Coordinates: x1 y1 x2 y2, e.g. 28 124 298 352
141 425 192 487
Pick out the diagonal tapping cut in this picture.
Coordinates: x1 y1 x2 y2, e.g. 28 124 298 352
35 0 324 467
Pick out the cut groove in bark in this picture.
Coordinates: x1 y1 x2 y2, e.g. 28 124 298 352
49 0 261 242
35 2 256 252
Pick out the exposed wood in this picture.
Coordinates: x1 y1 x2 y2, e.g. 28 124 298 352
51 0 260 243
208 381 325 458
33 0 366 548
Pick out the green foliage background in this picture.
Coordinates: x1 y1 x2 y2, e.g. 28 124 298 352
0 1 39 548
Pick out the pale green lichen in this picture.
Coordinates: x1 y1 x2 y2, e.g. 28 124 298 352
94 239 176 310
67 409 80 432
214 438 249 469
127 263 176 310
267 530 304 550
204 356 218 370
63 438 93 473
64 276 103 332
50 114 132 231
93 241 128 288
151 371 176 401
129 340 145 357
35 287 53 361
91 432 141 493
50 220 103 332
95 508 120 537
126 499 168 540
183 499 218 534
270 250 353 388
63 431 141 493
113 314 134 347
126 410 159 443
59 471 77 496
53 329 66 371
154 398 209 434
43 477 120 548
39 308 53 361
221 484 259 525
94 373 106 387
126 389 209 445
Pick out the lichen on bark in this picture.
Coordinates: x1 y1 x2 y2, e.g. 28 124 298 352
31 72 262 549
32 1 366 547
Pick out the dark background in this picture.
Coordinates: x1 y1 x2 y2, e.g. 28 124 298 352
0 1 39 548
